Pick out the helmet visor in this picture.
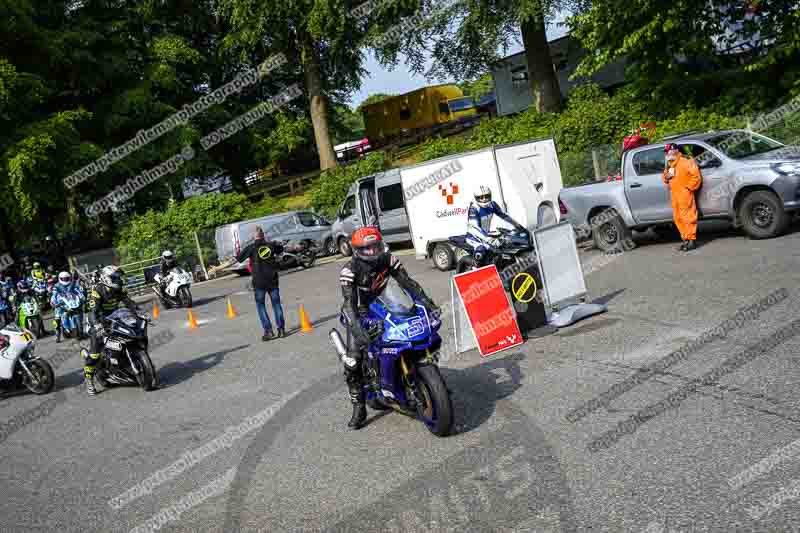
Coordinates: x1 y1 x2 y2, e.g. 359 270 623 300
355 242 383 259
475 194 491 204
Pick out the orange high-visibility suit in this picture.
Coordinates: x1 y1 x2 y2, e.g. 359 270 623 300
662 155 703 241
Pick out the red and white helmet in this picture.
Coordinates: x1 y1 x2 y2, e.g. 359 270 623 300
351 227 385 263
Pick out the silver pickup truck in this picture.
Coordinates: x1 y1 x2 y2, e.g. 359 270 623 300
558 129 800 251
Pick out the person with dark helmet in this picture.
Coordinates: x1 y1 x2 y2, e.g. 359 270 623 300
338 227 440 430
84 266 141 396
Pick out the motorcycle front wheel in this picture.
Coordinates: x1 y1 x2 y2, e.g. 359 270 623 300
455 256 477 274
179 286 192 308
301 254 316 269
23 359 55 395
414 365 454 437
132 349 158 391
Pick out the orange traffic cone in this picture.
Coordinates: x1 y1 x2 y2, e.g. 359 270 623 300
226 297 237 319
188 309 199 329
299 304 313 334
152 302 160 319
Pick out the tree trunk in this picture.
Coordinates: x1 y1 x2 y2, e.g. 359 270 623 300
520 15 562 113
299 34 338 171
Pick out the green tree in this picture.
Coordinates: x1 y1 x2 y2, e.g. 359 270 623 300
216 0 403 171
459 73 494 97
568 0 800 95
378 0 576 112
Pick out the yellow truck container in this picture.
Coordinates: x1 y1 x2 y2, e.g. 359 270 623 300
362 84 477 147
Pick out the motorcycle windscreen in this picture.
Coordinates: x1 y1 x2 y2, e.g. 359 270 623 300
108 308 139 327
376 278 416 316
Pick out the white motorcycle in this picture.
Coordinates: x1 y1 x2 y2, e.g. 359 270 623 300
152 267 193 308
0 323 55 395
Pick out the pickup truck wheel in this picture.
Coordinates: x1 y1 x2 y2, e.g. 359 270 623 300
591 209 634 252
739 190 790 239
432 243 454 271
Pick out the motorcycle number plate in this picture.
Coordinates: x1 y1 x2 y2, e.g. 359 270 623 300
106 340 123 351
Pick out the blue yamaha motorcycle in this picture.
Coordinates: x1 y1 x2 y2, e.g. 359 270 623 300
329 278 454 436
53 290 84 342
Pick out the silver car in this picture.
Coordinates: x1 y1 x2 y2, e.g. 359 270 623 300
331 169 411 256
215 210 335 273
558 129 800 251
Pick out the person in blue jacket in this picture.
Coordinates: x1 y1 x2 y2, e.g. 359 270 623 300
465 185 526 267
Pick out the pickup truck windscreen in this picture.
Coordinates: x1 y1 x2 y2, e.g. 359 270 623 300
706 132 784 159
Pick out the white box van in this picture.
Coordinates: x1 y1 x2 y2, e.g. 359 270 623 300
400 137 564 270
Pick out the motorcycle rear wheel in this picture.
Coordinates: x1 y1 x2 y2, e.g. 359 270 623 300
23 359 55 395
301 254 316 269
414 365 453 437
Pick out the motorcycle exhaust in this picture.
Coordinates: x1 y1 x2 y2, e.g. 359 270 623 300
328 329 347 360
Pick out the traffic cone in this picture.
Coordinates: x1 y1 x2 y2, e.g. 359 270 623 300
226 297 237 319
152 302 160 319
188 309 199 330
299 304 313 334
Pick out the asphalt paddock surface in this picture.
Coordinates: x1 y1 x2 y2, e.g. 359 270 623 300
2 220 800 532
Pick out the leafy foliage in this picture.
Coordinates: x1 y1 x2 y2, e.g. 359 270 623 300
458 73 494 98
568 0 800 97
114 192 250 263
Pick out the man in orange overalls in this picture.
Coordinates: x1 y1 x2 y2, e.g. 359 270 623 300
662 143 703 251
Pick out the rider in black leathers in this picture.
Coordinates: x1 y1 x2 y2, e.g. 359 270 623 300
338 227 440 430
84 267 140 396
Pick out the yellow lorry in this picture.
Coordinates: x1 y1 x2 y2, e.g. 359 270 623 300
362 84 478 147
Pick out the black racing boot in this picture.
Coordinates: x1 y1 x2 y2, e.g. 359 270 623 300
684 240 697 251
677 240 688 251
85 372 96 396
348 403 367 430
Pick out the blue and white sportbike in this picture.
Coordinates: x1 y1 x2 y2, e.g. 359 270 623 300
329 278 454 436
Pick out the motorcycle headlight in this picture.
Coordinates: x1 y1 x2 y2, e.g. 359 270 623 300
773 162 800 176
